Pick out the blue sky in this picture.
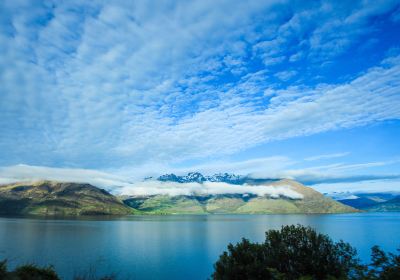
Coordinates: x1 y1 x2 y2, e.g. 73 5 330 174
0 0 400 192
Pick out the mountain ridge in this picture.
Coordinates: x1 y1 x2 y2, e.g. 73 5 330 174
0 179 358 216
333 192 400 212
155 172 279 185
0 180 133 216
123 178 357 214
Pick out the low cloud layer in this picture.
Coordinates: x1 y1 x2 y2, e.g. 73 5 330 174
119 181 304 199
0 164 127 189
0 164 303 198
1 164 399 195
313 179 400 193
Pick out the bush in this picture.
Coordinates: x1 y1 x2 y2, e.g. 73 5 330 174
212 238 282 279
366 246 400 280
212 224 399 280
0 260 116 280
0 260 7 279
13 264 60 280
262 225 361 279
0 261 59 280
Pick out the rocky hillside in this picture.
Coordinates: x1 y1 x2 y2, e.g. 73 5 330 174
123 179 357 214
0 181 133 216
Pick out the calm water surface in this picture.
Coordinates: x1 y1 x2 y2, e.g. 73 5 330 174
0 213 399 280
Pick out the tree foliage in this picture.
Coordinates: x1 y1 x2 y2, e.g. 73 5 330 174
0 260 116 280
212 225 400 280
366 246 400 280
0 261 59 280
13 264 60 280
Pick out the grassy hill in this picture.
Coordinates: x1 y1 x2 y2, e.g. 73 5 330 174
123 179 357 214
0 179 357 216
0 181 133 216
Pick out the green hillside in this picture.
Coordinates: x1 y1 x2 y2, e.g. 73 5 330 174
0 179 356 216
123 179 357 214
0 181 134 216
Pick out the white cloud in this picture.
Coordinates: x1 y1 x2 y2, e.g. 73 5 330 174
0 164 304 198
0 0 399 170
247 159 400 188
109 56 400 167
305 152 350 161
313 179 400 193
173 156 294 176
119 181 304 199
1 163 399 194
0 164 128 189
274 70 297 81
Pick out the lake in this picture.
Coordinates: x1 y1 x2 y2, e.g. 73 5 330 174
0 213 399 279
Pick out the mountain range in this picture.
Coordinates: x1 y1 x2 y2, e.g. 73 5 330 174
124 176 357 214
2 173 387 216
334 192 400 212
155 172 278 185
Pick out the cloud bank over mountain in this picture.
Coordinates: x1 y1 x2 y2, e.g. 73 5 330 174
0 164 128 188
118 181 304 199
1 163 399 194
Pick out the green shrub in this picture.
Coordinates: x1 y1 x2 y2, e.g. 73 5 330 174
0 260 7 279
13 264 60 280
0 261 59 280
212 225 400 280
366 246 400 280
0 260 118 280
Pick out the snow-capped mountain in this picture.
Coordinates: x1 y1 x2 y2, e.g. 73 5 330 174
206 173 243 183
155 172 276 185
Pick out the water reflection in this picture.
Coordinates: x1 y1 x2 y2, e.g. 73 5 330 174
0 213 399 280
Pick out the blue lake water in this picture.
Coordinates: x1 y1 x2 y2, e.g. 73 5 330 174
0 213 399 279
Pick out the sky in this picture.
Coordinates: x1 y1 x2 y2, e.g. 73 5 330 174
0 0 400 193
